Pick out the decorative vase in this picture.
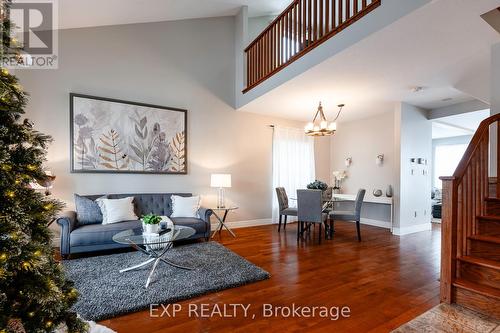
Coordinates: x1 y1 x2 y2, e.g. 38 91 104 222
143 223 160 234
373 189 382 197
386 185 393 198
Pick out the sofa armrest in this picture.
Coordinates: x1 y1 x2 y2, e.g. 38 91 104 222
198 207 213 237
56 211 77 256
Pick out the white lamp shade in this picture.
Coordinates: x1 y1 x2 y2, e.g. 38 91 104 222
211 174 232 188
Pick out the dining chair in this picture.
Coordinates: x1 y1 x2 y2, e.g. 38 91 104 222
275 187 297 232
297 189 328 243
327 189 366 241
322 187 334 211
322 187 333 202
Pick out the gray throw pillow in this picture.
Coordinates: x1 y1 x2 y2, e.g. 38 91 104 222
74 194 107 225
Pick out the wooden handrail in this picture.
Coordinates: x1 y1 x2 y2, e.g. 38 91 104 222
243 0 382 93
453 113 500 179
440 113 500 303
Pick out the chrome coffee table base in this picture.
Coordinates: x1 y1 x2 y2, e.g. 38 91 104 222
119 239 193 288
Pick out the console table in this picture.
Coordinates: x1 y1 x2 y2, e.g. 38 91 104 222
332 194 394 231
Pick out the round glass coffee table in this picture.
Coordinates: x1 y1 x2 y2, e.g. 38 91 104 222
113 225 195 288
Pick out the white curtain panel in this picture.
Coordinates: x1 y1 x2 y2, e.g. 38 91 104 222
272 126 316 222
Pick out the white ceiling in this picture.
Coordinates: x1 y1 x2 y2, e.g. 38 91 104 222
432 109 490 139
239 0 500 124
58 0 290 29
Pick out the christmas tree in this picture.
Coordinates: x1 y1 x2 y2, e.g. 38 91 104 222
0 1 87 332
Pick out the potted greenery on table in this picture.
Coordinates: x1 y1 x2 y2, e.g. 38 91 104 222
142 213 162 234
307 180 328 191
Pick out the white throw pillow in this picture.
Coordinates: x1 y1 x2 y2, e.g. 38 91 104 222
97 197 138 224
171 195 200 218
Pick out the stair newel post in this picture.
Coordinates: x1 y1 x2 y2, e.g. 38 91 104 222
440 176 458 303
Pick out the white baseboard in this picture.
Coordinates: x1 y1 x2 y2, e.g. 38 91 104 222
335 218 391 229
392 223 431 236
360 218 391 229
211 218 274 230
214 217 391 230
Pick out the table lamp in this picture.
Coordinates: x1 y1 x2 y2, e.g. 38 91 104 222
211 174 231 208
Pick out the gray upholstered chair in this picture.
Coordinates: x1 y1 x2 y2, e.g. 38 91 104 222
275 187 297 232
297 189 327 243
327 189 366 241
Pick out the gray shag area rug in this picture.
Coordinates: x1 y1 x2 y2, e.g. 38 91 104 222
63 242 270 321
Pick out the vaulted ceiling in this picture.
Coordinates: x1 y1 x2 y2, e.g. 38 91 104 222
239 0 500 123
58 0 289 29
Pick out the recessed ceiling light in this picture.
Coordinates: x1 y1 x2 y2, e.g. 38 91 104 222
442 98 453 102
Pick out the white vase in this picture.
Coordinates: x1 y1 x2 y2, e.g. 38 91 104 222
143 223 160 234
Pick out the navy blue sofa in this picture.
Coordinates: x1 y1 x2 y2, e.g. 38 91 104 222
57 193 212 258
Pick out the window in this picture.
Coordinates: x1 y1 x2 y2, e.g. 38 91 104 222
434 144 468 189
272 126 315 221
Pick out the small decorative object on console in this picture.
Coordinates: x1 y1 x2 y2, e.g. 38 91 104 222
386 185 393 198
373 189 383 197
332 170 347 193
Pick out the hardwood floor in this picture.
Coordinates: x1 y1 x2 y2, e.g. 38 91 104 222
99 222 441 333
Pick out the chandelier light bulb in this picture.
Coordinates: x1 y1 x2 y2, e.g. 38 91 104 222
305 102 344 136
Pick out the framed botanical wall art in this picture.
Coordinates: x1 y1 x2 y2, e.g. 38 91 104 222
70 93 187 174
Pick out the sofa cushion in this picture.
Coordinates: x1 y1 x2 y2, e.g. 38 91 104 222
70 220 141 247
98 197 138 225
171 217 208 235
75 194 107 225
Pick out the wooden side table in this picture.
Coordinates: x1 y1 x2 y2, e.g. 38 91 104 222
210 206 238 238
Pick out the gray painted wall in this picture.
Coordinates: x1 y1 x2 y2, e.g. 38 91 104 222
490 42 500 175
428 100 490 119
16 17 330 234
396 103 432 230
492 42 500 116
248 15 277 43
330 111 396 224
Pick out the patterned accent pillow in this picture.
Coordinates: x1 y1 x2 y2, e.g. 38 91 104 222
74 194 107 225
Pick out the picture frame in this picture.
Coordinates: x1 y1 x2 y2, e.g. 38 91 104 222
70 93 187 174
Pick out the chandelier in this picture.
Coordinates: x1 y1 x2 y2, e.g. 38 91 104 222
304 102 344 136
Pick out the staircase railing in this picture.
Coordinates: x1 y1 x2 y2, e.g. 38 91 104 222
243 0 381 93
440 113 500 303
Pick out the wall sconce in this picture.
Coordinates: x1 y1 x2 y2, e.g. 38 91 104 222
376 154 384 166
345 157 352 167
